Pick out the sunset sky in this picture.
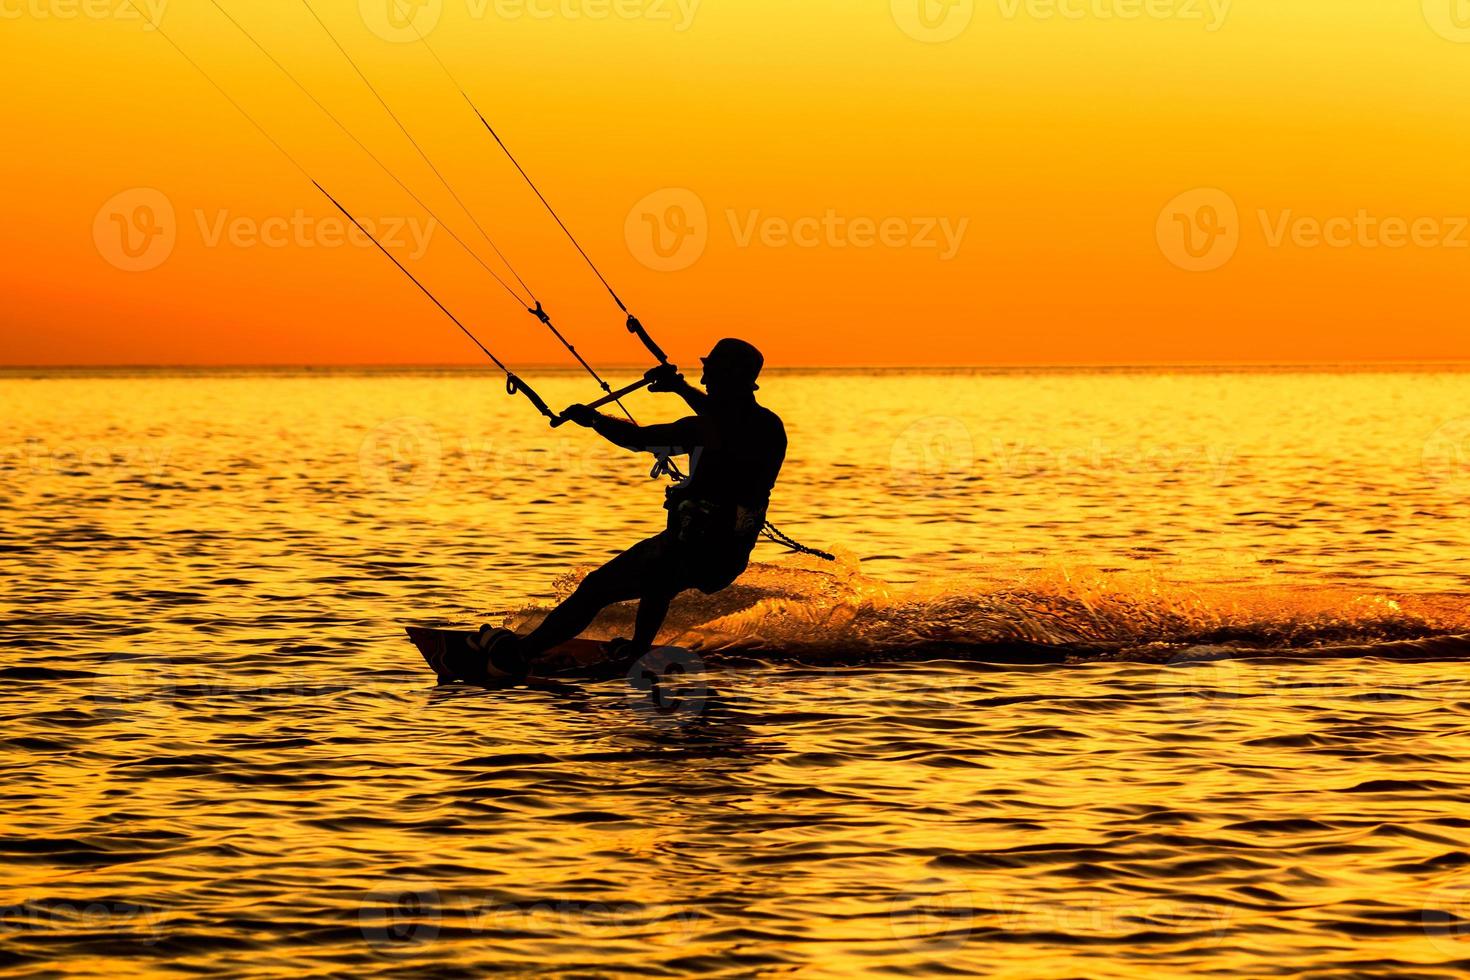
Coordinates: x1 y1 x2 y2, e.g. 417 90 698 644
4 0 1469 367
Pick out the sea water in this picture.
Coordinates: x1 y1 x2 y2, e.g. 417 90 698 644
2 366 1469 977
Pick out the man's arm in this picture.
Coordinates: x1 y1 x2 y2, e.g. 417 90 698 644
645 364 708 415
562 405 703 456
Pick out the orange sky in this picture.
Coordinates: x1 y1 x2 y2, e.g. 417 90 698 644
3 0 1470 367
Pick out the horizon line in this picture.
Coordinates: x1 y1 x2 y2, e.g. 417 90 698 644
2 359 1469 373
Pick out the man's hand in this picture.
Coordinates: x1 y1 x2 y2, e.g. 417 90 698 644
645 363 684 393
560 404 601 428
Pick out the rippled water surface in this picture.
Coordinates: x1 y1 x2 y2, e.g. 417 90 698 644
3 366 1470 977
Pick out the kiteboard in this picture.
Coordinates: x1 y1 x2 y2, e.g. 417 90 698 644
405 626 690 685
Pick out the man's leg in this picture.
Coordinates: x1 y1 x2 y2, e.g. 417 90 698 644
519 535 664 658
627 587 681 654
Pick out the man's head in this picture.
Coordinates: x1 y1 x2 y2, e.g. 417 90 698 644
699 338 764 395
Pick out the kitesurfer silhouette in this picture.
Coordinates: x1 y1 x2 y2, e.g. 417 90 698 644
463 338 785 679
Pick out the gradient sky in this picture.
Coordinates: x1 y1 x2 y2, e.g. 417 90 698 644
4 0 1470 366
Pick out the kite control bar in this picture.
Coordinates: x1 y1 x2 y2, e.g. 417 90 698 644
550 376 654 428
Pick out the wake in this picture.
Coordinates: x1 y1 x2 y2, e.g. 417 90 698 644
507 556 1470 665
